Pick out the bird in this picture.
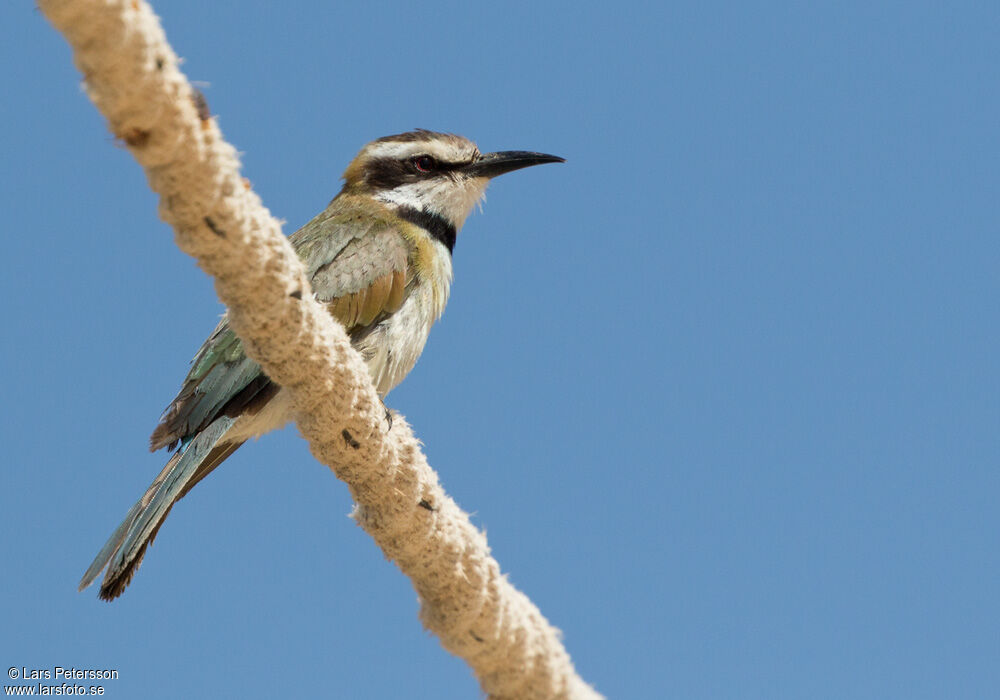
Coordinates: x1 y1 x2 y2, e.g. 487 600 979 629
78 129 563 600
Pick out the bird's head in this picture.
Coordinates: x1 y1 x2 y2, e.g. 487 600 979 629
341 129 563 231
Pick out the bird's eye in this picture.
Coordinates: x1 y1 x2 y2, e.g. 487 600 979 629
412 155 436 172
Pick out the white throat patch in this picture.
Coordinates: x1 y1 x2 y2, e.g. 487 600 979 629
377 177 489 229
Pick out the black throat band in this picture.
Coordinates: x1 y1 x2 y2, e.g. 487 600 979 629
397 206 457 254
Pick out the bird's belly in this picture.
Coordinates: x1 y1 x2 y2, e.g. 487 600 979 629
356 287 438 397
224 285 439 442
224 386 295 442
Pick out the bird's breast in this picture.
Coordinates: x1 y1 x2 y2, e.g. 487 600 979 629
356 269 450 397
225 281 442 442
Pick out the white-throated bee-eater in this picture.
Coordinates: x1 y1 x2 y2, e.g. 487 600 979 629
79 130 563 600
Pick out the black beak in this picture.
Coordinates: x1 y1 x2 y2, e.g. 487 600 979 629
463 150 565 178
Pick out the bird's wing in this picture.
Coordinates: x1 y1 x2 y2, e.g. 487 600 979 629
148 206 411 452
295 204 411 327
147 319 266 451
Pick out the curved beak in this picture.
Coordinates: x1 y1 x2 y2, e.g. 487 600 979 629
463 150 565 179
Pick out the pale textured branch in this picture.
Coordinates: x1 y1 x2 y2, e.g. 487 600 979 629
40 1 601 698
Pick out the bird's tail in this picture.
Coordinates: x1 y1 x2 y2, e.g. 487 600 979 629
79 416 241 600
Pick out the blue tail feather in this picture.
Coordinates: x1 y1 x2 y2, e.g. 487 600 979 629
79 416 237 600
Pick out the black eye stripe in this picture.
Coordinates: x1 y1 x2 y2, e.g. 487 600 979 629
363 157 414 190
364 156 466 189
410 155 464 174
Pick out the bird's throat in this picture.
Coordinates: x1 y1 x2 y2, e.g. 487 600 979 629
396 205 457 253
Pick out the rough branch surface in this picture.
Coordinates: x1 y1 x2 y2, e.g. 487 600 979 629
40 1 601 698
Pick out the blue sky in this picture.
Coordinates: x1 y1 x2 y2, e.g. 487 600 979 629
3 1 999 698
